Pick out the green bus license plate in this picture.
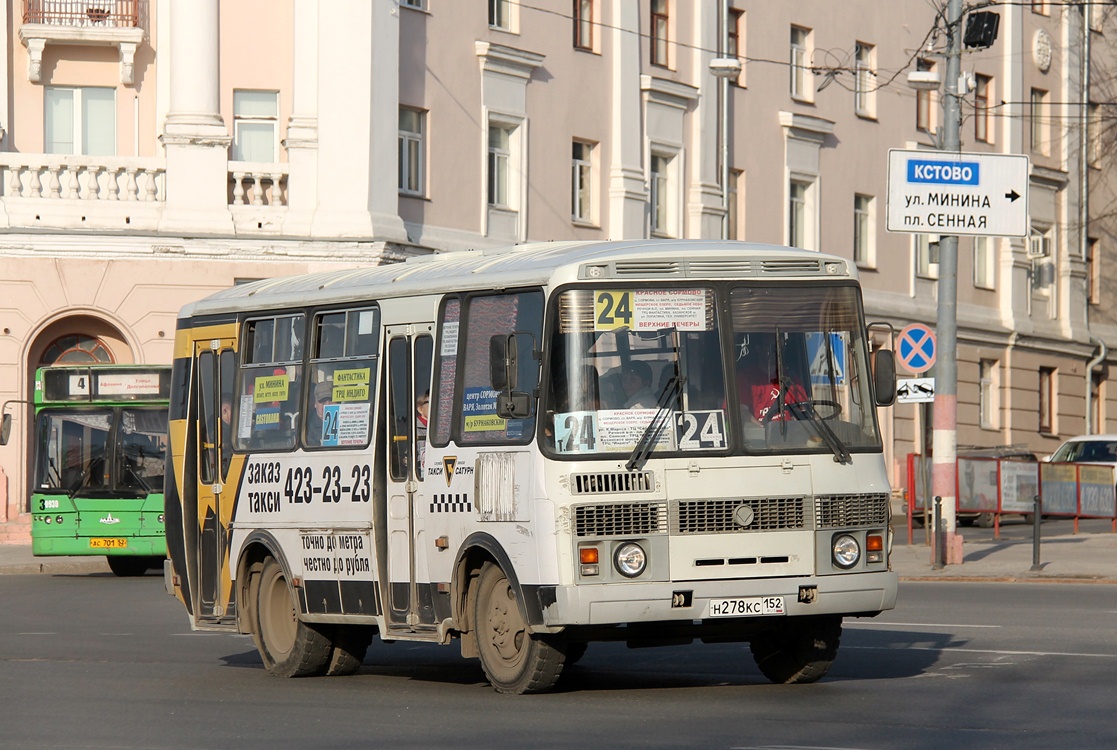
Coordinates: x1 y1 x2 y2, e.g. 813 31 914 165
89 538 127 549
707 596 785 618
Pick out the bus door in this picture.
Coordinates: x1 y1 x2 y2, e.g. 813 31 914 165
383 325 434 629
194 340 237 622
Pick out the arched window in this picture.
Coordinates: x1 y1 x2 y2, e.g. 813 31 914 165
40 334 114 366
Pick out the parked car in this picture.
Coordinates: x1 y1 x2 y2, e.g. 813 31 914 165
1046 434 1117 466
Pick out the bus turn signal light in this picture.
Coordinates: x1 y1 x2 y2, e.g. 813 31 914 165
579 546 600 576
867 534 884 563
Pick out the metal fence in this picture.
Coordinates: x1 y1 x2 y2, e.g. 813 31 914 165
906 454 1117 538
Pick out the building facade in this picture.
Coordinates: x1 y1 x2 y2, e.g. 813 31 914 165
1 0 1115 540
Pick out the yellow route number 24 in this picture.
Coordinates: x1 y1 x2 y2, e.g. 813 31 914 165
594 291 634 331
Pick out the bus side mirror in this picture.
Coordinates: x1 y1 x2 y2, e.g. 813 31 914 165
0 413 10 446
489 334 517 392
490 333 535 419
872 349 896 407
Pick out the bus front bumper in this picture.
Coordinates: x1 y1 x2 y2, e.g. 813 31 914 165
537 571 898 628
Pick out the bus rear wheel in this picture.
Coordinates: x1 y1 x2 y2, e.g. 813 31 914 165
749 614 842 684
106 556 150 577
254 556 332 677
474 562 565 694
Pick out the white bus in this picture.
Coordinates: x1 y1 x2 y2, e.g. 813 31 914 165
164 240 898 694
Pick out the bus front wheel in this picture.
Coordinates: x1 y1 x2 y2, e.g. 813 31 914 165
749 614 842 684
474 562 565 694
254 556 332 677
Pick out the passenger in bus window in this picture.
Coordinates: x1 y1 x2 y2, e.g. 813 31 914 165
220 394 234 474
621 361 657 408
306 380 332 444
416 390 429 474
737 341 807 423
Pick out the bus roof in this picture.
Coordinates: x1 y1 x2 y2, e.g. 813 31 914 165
178 240 855 319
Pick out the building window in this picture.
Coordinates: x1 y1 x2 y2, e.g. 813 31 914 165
788 179 817 249
232 90 278 162
489 0 510 30
1088 237 1100 305
574 0 593 50
974 74 991 144
974 236 995 289
40 334 114 366
790 26 810 100
401 0 425 8
1038 367 1055 434
727 9 743 58
398 108 425 196
853 194 874 268
854 42 875 117
488 123 513 208
1092 374 1105 434
650 152 675 237
572 140 593 223
651 0 669 68
915 234 939 280
1030 88 1048 155
44 86 116 156
727 169 742 240
1031 0 1048 15
980 359 999 429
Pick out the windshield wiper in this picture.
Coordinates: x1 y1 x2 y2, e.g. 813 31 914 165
785 400 852 464
626 374 685 472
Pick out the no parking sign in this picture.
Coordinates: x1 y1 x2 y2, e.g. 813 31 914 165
897 324 936 374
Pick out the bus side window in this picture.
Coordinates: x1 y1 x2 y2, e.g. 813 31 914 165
387 336 411 480
197 350 218 484
237 314 305 451
457 290 543 445
430 298 461 447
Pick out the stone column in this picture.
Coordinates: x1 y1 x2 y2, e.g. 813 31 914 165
312 0 407 242
159 0 233 234
607 0 648 238
281 0 320 234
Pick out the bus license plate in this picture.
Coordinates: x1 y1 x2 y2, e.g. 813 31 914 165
707 596 785 618
89 538 127 549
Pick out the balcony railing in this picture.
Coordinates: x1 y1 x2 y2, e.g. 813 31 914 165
229 163 289 207
2 155 164 202
23 0 139 28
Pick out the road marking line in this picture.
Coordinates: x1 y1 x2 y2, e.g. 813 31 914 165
845 621 1001 629
848 645 1117 659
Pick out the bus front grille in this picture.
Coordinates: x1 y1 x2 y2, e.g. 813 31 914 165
574 502 668 537
672 497 806 534
571 471 655 495
815 493 889 528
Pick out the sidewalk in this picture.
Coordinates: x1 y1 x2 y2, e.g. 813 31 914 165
0 544 110 575
892 526 1117 583
1 527 1115 581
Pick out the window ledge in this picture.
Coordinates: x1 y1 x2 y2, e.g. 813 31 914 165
20 24 145 85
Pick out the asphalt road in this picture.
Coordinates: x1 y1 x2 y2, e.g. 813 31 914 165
2 573 1115 750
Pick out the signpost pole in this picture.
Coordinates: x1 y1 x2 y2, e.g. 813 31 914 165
932 0 963 564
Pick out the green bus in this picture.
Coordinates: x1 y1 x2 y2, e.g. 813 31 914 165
4 365 171 576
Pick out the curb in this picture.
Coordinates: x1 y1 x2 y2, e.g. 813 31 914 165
899 574 1117 585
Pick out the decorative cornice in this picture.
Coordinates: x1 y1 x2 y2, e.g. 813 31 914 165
475 42 544 80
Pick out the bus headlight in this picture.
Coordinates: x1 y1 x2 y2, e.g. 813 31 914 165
832 534 861 569
614 542 647 578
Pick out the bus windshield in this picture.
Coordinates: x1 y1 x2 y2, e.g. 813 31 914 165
34 406 169 496
544 284 881 457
